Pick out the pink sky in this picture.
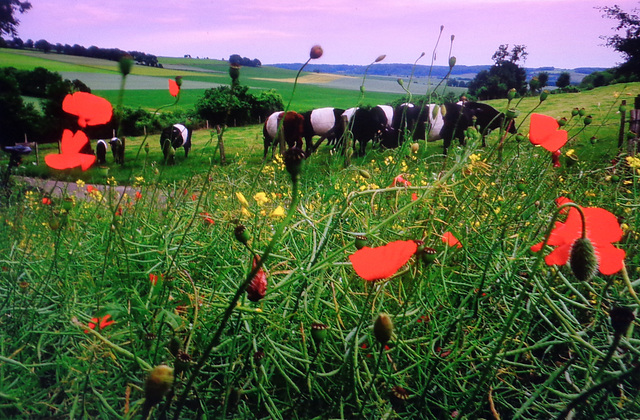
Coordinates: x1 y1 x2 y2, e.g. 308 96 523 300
15 0 640 68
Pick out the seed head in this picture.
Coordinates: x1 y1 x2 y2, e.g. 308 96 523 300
118 54 133 76
309 45 323 59
144 365 174 407
609 306 635 336
311 322 329 346
283 147 306 182
354 235 368 250
234 224 251 245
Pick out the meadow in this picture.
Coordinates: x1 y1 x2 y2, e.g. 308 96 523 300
0 49 640 419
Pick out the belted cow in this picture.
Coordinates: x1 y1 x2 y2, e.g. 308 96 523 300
263 111 305 159
302 107 345 153
160 124 192 165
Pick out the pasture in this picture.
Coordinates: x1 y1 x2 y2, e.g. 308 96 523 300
1 50 640 419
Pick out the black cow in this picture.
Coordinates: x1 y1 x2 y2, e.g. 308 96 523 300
96 139 107 164
110 137 125 164
302 107 345 153
263 111 305 159
383 102 516 154
343 106 390 156
160 124 192 165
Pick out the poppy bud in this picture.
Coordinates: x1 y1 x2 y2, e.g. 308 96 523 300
358 169 371 179
311 322 329 346
583 115 592 126
540 90 549 102
375 54 386 63
516 182 527 192
515 133 526 143
571 108 579 117
557 117 568 127
309 45 323 59
119 54 133 76
448 56 456 68
411 142 419 153
578 108 586 117
570 238 598 282
397 78 404 87
373 313 394 345
354 235 368 250
144 365 174 408
246 256 267 302
609 306 635 336
507 89 517 100
234 224 251 245
174 76 183 87
283 147 305 182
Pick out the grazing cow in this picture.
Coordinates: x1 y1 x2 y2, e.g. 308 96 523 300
385 102 515 153
342 106 390 156
263 111 305 159
96 139 107 164
302 107 345 153
110 137 125 164
160 124 192 165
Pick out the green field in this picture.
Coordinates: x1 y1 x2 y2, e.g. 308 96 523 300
1 50 640 419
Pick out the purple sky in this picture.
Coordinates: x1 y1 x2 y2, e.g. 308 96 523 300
15 0 640 68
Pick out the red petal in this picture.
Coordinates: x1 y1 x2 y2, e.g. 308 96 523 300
62 92 113 127
596 244 626 275
545 242 571 267
583 207 624 244
529 114 568 151
169 79 180 97
442 232 462 248
247 256 267 301
349 240 417 281
60 130 88 155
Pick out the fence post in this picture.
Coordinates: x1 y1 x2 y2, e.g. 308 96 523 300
618 100 627 149
629 95 640 156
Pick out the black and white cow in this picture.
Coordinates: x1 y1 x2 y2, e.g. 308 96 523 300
302 107 345 153
96 139 108 164
263 111 305 159
160 124 192 164
342 106 390 156
384 102 515 153
110 137 125 164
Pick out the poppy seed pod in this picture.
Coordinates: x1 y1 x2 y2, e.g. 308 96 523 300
390 386 410 410
397 78 405 87
174 76 183 87
311 322 329 346
420 246 437 264
354 235 368 250
557 117 568 127
310 45 323 59
229 65 240 82
609 306 635 336
571 108 580 117
578 108 586 117
448 56 456 68
145 365 174 407
540 90 549 102
373 313 394 345
583 115 593 126
118 54 133 76
507 88 517 100
570 238 598 282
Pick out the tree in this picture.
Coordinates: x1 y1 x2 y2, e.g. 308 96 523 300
467 44 528 100
0 0 31 37
599 3 640 80
538 72 549 88
556 72 571 89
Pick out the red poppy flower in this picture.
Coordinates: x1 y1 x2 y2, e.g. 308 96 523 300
42 197 52 205
45 129 96 171
349 240 417 281
247 256 267 301
85 314 115 333
411 193 418 202
135 191 143 200
200 212 215 225
529 113 568 152
442 232 462 248
531 201 625 276
62 92 113 128
86 185 96 194
169 79 180 97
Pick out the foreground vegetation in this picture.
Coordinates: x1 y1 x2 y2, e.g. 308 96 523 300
1 74 639 419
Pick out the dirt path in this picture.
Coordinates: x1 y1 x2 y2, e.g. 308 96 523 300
15 176 140 201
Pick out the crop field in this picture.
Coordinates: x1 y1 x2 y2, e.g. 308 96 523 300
1 50 640 419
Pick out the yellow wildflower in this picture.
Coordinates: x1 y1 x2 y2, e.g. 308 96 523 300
236 192 250 208
254 192 269 206
107 177 117 186
469 153 481 163
241 207 252 217
270 206 285 218
626 156 640 169
76 180 85 189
